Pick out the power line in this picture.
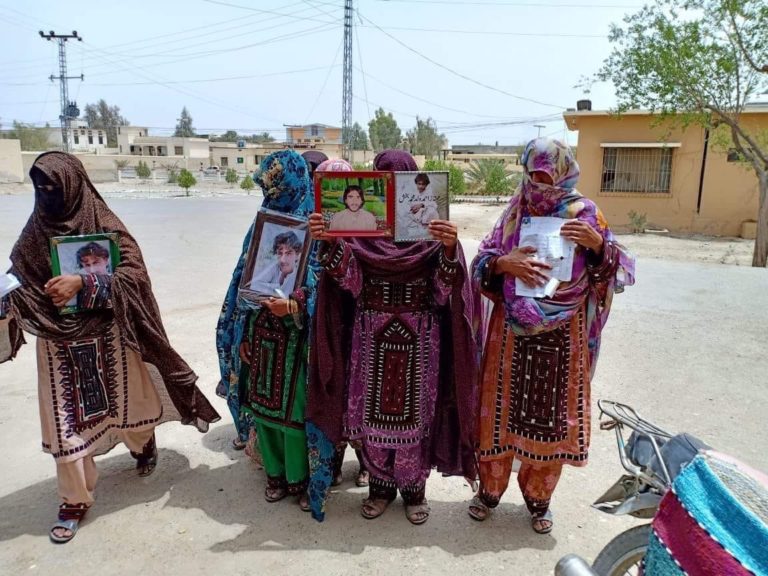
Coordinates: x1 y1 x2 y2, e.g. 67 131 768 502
0 2 334 76
357 23 604 38
304 39 344 123
354 13 372 123
374 0 640 7
354 66 544 120
357 11 566 109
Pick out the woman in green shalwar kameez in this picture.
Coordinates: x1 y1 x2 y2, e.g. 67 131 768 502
215 150 318 508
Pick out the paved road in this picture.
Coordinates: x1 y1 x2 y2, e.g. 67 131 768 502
1 195 766 576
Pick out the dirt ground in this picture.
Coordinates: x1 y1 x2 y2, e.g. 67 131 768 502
0 188 765 576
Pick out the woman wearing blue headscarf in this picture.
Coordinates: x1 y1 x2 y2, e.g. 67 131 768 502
215 150 319 509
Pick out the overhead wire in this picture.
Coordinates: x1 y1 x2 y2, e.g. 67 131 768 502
304 38 344 123
356 11 566 109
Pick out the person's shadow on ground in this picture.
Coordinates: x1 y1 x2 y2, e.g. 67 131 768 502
0 424 556 557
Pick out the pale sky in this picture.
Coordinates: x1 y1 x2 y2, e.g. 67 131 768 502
0 0 644 146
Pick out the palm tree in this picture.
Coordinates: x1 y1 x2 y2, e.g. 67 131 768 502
466 158 519 195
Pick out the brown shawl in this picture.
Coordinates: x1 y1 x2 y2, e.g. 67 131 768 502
7 152 219 431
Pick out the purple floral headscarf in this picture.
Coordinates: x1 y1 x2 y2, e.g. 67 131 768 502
472 138 635 373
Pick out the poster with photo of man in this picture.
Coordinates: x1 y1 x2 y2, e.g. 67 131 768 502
394 172 449 242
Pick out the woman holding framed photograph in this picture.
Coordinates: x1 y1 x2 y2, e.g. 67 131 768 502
216 150 318 510
306 150 478 525
0 152 220 544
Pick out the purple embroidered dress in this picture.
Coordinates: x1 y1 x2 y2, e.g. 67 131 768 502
321 239 458 498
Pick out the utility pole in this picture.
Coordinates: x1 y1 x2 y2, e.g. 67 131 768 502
40 30 83 153
341 0 353 161
534 124 545 138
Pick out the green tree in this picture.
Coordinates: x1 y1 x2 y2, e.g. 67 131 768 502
344 122 369 150
174 107 196 137
406 117 448 159
83 99 129 147
1 121 51 151
368 108 402 152
240 173 255 194
136 160 151 180
466 158 518 196
211 130 239 143
597 0 768 266
248 132 275 143
225 168 239 186
422 158 467 199
177 168 197 196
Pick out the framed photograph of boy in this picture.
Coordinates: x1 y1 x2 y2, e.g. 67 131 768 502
314 170 395 238
394 171 449 242
238 210 311 305
50 233 121 314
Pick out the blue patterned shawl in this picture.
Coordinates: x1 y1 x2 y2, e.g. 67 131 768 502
214 150 319 440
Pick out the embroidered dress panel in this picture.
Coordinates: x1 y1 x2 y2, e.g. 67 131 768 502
241 307 307 431
36 323 175 463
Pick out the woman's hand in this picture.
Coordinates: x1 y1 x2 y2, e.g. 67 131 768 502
309 213 327 241
44 275 84 307
428 219 458 258
263 297 291 318
410 203 425 214
496 246 552 287
561 220 603 253
239 341 251 365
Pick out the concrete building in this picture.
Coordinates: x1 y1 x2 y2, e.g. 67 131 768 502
284 123 342 148
208 142 280 172
563 105 767 237
116 126 209 161
442 144 520 167
46 120 109 153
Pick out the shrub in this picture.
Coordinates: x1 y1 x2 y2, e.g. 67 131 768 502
225 168 239 186
178 169 197 196
136 160 151 180
240 174 255 193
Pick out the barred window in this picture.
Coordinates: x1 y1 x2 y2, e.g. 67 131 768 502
600 147 673 193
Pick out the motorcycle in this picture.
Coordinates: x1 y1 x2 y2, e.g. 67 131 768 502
555 400 708 576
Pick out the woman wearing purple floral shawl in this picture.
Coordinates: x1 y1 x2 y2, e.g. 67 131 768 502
468 138 634 534
306 150 478 525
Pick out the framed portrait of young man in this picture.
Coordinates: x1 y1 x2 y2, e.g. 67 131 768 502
314 170 395 238
238 210 312 305
50 233 121 314
393 171 450 242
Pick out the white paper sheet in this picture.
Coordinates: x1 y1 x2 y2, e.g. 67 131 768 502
0 273 21 298
515 217 576 298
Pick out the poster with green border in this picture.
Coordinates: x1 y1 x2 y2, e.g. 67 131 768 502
50 233 121 314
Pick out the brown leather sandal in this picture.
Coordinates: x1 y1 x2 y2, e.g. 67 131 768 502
468 495 490 521
360 497 391 520
405 500 431 525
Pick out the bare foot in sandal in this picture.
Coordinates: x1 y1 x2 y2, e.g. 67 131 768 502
355 469 370 487
298 492 310 512
405 500 431 525
361 497 391 519
467 495 490 521
49 503 89 544
531 510 554 534
264 485 287 502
